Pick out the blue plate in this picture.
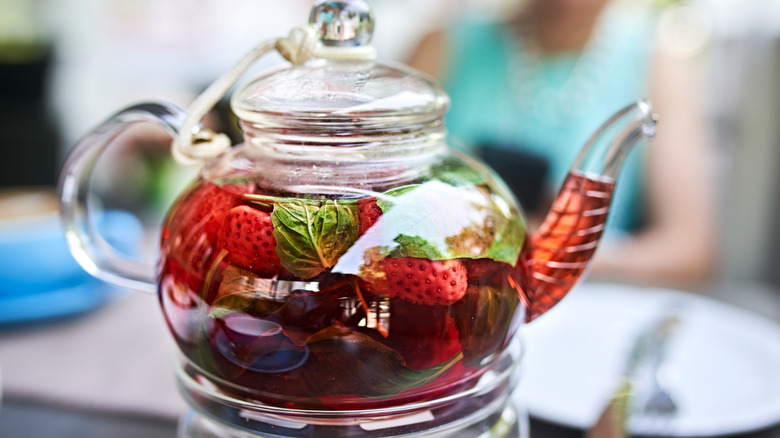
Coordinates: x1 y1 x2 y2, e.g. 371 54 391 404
0 280 109 326
0 209 144 326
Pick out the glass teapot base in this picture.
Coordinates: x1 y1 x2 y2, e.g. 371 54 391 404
177 400 526 438
175 339 525 438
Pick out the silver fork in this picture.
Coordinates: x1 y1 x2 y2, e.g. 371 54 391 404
632 312 681 437
642 314 680 416
644 360 678 415
599 306 684 437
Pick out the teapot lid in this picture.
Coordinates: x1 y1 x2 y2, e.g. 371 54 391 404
231 0 449 131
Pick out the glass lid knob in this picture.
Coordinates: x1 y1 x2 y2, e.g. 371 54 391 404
308 0 375 47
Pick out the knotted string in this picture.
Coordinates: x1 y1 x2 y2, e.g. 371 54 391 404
171 27 377 165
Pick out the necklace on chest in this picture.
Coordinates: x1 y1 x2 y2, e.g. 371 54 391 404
505 11 620 127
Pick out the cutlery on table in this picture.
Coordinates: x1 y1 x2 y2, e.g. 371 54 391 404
587 307 683 438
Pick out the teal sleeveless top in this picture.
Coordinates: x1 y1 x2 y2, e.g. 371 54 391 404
442 6 654 233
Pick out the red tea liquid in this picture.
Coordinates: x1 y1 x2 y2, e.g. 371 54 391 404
158 181 523 410
520 171 615 320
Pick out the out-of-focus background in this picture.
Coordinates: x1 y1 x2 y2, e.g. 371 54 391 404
3 0 780 287
1 0 780 437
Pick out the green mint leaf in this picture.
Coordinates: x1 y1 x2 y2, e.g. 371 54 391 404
387 234 444 259
376 185 420 213
484 215 526 265
333 181 525 274
272 200 358 279
444 208 526 265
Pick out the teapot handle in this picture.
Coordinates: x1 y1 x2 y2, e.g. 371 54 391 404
59 103 186 293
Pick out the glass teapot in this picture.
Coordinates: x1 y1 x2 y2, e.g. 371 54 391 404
59 1 656 436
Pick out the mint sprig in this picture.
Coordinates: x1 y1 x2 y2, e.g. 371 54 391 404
387 234 443 259
374 181 525 265
272 200 358 279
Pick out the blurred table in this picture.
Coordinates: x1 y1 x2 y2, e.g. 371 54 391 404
1 399 177 438
2 283 780 438
4 404 780 438
0 291 185 418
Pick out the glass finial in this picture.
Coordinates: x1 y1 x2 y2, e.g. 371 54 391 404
308 0 375 47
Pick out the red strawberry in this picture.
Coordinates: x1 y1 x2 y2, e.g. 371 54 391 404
215 205 283 277
357 197 382 236
361 257 468 306
182 183 248 238
168 182 250 274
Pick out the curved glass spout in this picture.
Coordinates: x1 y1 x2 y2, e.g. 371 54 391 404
571 100 658 179
522 101 657 321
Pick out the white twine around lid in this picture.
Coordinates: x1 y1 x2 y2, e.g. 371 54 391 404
171 27 378 166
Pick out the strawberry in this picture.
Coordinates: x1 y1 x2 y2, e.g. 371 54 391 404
168 182 250 274
181 183 248 238
357 197 382 236
215 205 283 277
361 257 468 306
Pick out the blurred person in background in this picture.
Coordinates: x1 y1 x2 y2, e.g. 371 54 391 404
408 0 717 289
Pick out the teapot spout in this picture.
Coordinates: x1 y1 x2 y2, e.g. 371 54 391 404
521 101 657 321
